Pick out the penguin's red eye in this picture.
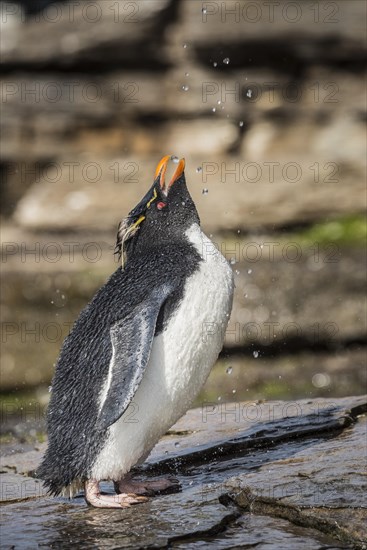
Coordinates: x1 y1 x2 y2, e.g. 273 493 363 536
157 201 167 210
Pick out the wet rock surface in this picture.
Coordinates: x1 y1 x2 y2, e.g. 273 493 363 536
1 396 366 548
226 415 367 548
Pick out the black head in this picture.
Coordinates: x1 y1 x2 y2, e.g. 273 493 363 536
116 155 200 266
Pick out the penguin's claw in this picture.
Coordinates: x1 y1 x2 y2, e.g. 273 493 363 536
85 480 148 508
114 475 181 496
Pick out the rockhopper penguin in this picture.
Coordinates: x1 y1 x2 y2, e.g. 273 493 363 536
38 155 234 508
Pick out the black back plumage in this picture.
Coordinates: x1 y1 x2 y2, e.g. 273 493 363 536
37 168 202 495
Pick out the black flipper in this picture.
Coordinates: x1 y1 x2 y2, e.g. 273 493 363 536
97 283 173 430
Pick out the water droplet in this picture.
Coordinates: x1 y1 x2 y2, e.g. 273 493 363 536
174 441 180 447
212 107 216 112
244 293 248 298
279 375 282 379
223 57 230 65
217 100 221 105
232 389 236 394
247 268 252 274
202 7 207 14
312 373 331 388
183 43 187 49
181 85 189 92
226 366 233 375
171 155 179 163
185 72 189 77
253 351 259 358
50 300 54 304
247 89 252 98
213 61 218 67
237 229 241 234
48 385 52 393
235 269 240 275
202 188 208 195
239 121 244 127
217 396 222 401
196 166 202 173
230 258 236 265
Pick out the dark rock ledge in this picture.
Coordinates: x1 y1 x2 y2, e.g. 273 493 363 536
1 396 366 549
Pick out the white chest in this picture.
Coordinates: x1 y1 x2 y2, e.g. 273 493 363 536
159 224 234 398
92 224 234 480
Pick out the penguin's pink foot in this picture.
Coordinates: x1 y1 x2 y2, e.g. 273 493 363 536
85 479 148 509
114 474 180 496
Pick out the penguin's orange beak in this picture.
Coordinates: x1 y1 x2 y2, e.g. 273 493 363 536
154 155 185 196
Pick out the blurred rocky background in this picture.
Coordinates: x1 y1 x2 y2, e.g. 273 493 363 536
1 0 366 437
